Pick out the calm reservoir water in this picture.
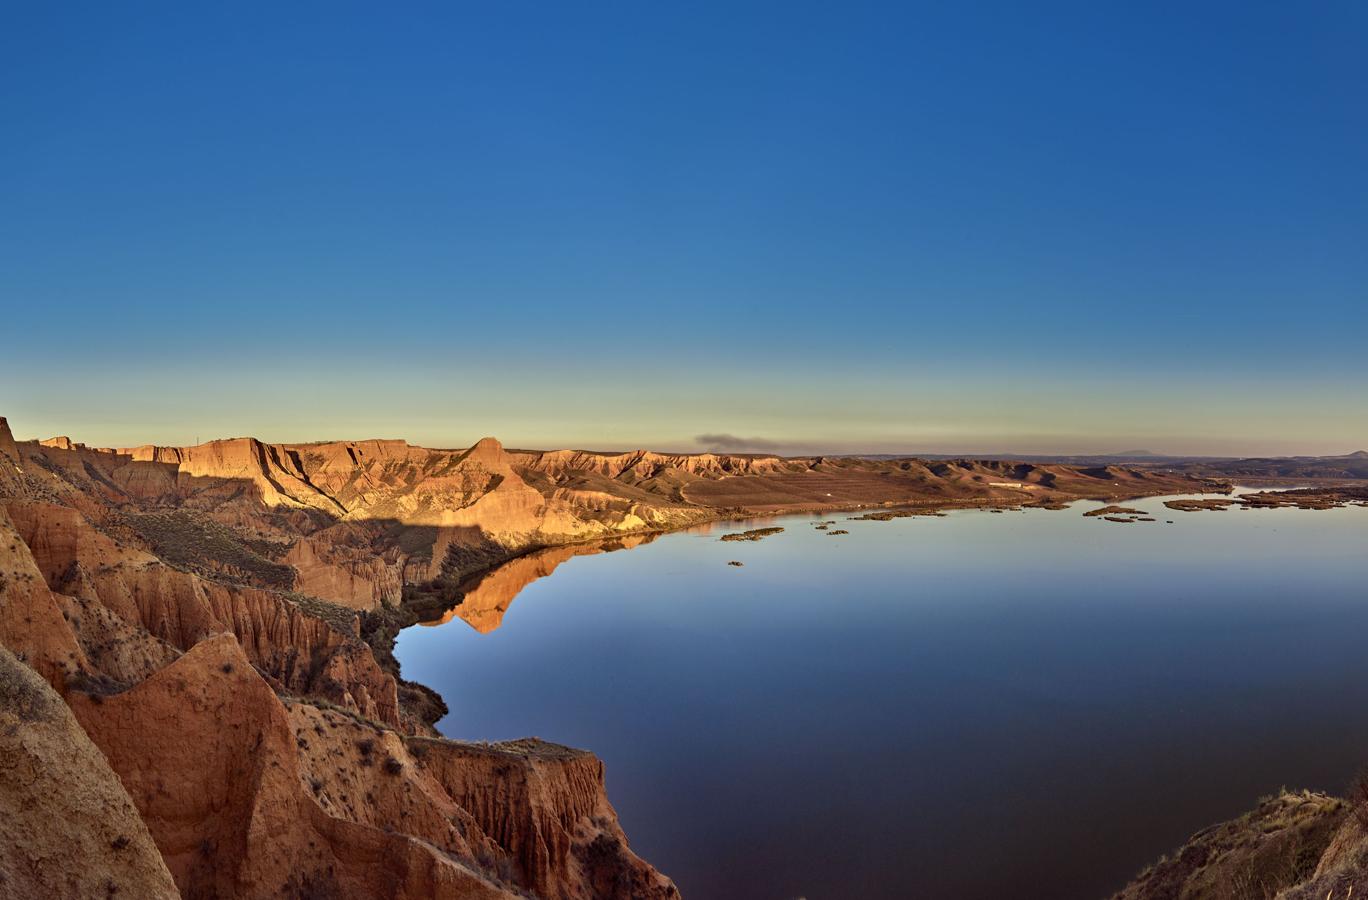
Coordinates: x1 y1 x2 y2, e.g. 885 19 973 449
396 492 1368 899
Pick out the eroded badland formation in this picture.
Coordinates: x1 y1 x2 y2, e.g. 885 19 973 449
1 415 1232 898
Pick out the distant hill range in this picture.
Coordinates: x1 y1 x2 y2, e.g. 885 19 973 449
1166 450 1368 480
856 450 1368 480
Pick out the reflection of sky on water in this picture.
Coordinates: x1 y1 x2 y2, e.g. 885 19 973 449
399 494 1368 899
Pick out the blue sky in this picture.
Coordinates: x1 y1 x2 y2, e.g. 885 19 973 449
2 2 1364 455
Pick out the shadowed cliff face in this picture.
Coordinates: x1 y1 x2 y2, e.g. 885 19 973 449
0 414 1226 899
13 429 727 609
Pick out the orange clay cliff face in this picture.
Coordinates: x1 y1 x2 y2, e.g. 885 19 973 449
0 415 1224 899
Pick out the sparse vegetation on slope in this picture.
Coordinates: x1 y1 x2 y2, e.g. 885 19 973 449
125 510 295 588
1114 791 1354 900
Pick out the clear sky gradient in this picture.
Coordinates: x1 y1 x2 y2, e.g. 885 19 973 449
2 2 1365 456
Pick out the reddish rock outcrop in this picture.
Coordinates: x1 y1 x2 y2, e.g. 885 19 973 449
416 737 678 900
0 416 18 463
3 497 400 726
69 635 517 900
284 528 405 609
286 702 677 898
0 505 93 689
0 643 178 900
0 415 685 899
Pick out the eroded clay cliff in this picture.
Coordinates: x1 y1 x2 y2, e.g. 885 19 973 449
0 416 680 898
0 642 179 900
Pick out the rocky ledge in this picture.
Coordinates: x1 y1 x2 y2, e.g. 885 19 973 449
1112 790 1363 900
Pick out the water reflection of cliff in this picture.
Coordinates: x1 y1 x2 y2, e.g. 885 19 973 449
419 533 660 633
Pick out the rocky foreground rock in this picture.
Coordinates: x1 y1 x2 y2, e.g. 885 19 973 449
0 415 1224 898
1111 790 1368 900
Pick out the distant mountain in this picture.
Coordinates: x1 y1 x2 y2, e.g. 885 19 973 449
1173 452 1368 481
846 449 1368 480
851 451 1176 463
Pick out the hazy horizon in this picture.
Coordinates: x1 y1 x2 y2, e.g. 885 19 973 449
4 414 1364 460
3 3 1364 457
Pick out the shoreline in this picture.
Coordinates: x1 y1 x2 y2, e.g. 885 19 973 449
388 481 1368 891
369 479 1238 735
